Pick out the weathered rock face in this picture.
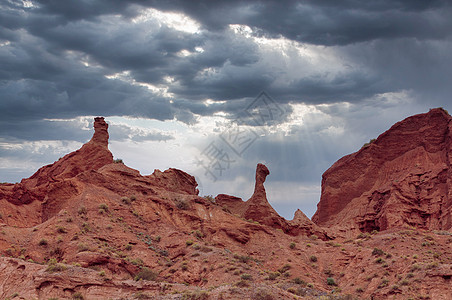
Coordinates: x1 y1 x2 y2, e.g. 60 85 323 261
312 108 452 233
217 163 329 239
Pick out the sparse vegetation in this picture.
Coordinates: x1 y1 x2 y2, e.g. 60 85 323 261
98 203 109 214
310 255 318 262
38 239 48 246
293 277 306 285
134 267 157 281
267 272 280 280
46 258 67 273
362 138 376 148
72 292 84 299
78 206 87 216
326 277 336 286
289 242 296 249
175 199 189 210
278 264 291 274
372 248 384 256
180 289 209 300
56 225 67 233
375 257 385 264
113 158 123 164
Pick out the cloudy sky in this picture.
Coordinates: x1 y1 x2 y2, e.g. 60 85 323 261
1 0 452 219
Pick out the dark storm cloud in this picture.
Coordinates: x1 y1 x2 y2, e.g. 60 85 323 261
109 124 174 142
1 0 452 137
136 0 452 45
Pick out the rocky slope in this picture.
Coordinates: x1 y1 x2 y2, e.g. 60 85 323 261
313 108 452 235
0 113 451 300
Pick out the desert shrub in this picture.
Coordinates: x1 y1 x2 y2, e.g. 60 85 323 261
130 195 137 201
241 273 252 280
125 244 132 250
113 159 123 164
267 272 280 280
310 255 318 262
235 279 250 287
175 199 189 210
131 258 144 266
181 290 209 300
252 288 274 300
134 292 153 299
372 248 384 256
98 203 108 214
378 279 389 289
121 197 130 204
204 195 215 203
39 239 48 246
293 277 306 285
77 243 89 252
233 254 252 263
186 240 194 246
56 226 67 233
46 263 66 273
309 234 318 240
375 257 385 264
72 292 84 299
134 267 157 281
193 230 204 239
154 235 161 242
78 206 87 216
81 222 91 233
410 264 421 272
278 264 291 274
400 279 410 286
326 277 336 286
289 242 296 249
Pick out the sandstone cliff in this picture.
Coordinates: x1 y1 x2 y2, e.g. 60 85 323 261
313 108 452 233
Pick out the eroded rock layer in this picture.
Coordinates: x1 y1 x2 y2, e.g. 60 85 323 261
313 108 452 233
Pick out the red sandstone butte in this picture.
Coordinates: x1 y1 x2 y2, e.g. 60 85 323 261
312 108 452 233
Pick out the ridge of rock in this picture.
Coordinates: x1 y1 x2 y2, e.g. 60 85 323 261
312 108 452 233
216 163 328 239
27 117 113 188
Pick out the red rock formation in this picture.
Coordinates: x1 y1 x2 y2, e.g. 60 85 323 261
2 114 451 299
312 108 452 233
216 163 328 238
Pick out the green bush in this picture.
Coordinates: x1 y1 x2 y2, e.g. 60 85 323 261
372 248 384 256
134 267 157 281
310 255 318 262
326 277 336 286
